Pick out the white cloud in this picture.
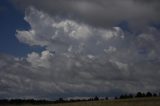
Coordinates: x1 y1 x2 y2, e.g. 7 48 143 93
16 7 123 55
100 27 124 40
104 46 117 54
27 50 53 68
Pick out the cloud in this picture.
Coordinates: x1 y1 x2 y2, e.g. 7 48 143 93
26 50 53 68
1 7 160 99
11 0 160 28
16 7 124 55
0 50 160 99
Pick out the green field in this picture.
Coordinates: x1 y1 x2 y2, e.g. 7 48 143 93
2 97 160 106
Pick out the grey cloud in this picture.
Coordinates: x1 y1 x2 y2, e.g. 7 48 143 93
16 8 160 94
0 47 160 99
11 0 160 28
1 2 160 99
2 30 160 99
16 7 124 55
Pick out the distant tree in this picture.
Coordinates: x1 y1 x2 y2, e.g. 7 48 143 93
114 97 118 100
128 94 133 98
153 93 157 97
119 94 131 99
56 98 64 103
105 97 108 100
94 96 99 101
146 92 152 97
136 92 143 97
142 93 146 97
88 98 94 101
124 94 128 99
120 94 125 99
0 99 9 104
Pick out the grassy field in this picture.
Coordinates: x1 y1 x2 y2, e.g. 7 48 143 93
1 97 160 106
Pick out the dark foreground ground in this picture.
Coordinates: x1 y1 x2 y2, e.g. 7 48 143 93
1 97 160 106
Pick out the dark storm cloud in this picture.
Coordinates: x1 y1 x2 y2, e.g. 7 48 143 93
11 0 160 28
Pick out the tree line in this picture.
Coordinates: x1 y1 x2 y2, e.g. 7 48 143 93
0 92 160 104
116 91 160 99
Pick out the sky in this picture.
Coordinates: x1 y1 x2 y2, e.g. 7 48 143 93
0 0 160 99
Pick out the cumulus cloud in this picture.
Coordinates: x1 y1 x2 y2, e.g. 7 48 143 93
11 0 160 28
26 50 53 68
16 7 124 55
0 50 160 99
0 6 160 99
